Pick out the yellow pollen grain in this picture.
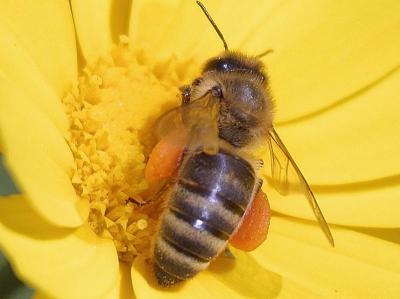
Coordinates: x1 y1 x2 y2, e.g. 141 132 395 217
62 36 199 262
137 219 148 230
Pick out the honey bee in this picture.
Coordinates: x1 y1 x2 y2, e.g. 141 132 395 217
149 1 334 286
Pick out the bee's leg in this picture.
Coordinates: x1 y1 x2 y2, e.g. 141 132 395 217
127 196 146 206
255 159 264 171
222 246 235 259
180 85 191 105
131 177 176 208
256 178 263 193
146 177 176 204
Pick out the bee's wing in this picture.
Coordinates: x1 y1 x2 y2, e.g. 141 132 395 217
266 127 334 246
155 105 187 140
155 94 220 155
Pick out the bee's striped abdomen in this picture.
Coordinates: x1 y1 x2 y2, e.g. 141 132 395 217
154 150 256 286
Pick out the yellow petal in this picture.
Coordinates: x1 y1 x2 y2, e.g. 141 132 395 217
266 183 400 228
261 68 400 227
131 252 323 298
271 69 400 184
0 80 88 227
253 1 400 123
130 1 400 228
0 0 77 97
130 0 400 109
0 195 119 299
0 25 69 135
70 0 131 66
129 0 211 59
35 265 135 299
251 216 400 298
129 1 276 60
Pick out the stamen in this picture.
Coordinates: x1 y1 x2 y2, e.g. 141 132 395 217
62 36 199 262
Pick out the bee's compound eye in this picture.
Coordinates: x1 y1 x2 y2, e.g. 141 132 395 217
211 86 223 99
192 78 203 86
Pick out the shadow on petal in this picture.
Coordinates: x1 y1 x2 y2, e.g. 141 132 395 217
312 173 400 193
110 0 132 43
71 0 132 66
131 249 283 299
100 262 136 299
118 263 136 299
208 249 282 298
0 195 72 240
353 227 400 245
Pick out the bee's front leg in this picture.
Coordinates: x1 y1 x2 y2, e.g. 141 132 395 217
179 85 191 105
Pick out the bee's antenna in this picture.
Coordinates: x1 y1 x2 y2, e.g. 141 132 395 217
256 49 274 58
196 1 229 51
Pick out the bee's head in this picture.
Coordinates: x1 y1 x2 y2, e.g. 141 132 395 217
188 52 272 148
191 2 273 148
202 52 266 83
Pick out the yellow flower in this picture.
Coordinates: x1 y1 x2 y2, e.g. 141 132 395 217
0 1 400 298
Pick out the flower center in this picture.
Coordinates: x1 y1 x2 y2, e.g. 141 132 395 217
63 36 199 262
